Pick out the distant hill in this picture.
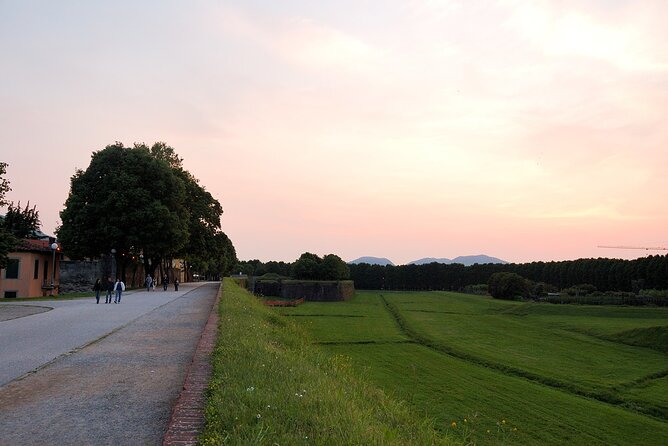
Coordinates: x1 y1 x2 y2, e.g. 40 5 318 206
349 256 395 266
409 257 452 265
408 255 507 266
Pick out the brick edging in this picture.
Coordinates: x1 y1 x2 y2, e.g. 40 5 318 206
162 285 221 445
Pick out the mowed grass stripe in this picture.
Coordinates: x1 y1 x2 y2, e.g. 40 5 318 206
282 290 668 445
383 292 668 417
321 342 668 446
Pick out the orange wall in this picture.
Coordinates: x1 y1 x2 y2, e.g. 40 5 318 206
0 251 60 298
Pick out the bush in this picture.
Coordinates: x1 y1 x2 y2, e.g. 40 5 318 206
488 272 531 300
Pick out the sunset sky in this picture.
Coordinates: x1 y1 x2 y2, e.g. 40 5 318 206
1 0 666 265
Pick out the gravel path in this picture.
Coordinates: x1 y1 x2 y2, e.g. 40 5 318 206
0 282 219 446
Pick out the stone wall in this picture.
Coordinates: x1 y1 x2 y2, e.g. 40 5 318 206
59 260 106 293
253 279 355 302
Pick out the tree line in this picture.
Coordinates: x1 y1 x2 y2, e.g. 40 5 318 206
348 256 668 293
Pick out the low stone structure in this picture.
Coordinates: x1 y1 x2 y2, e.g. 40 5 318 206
253 279 354 302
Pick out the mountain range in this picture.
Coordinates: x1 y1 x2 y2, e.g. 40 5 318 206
349 255 507 266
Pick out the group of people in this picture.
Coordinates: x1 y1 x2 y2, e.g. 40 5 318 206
92 277 126 304
92 274 180 304
144 274 179 292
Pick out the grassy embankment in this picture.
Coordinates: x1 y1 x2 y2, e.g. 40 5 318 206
279 290 668 446
201 279 454 445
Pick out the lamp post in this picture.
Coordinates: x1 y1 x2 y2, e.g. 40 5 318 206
50 242 58 296
111 248 117 280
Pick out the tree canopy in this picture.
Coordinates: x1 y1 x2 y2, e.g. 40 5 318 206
291 252 350 280
57 142 236 279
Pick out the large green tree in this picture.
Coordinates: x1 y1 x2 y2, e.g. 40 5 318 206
58 143 190 279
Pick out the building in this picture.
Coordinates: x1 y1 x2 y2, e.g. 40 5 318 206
0 239 61 298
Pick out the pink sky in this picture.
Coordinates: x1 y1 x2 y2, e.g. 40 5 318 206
1 0 666 265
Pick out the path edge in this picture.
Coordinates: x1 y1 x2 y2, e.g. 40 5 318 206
162 282 221 445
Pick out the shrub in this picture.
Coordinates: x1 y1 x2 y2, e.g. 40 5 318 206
488 272 531 300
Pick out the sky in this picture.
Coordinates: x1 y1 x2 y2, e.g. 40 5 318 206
1 0 667 265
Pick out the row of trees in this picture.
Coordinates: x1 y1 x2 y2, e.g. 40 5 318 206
1 163 43 268
57 142 236 281
349 256 668 293
236 252 350 281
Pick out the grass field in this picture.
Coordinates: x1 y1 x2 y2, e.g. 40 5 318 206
201 280 454 445
279 290 668 445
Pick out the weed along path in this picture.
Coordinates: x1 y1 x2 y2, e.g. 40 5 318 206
0 282 219 446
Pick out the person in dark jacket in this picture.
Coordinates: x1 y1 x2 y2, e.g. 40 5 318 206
105 277 114 304
93 279 102 304
174 278 179 291
163 274 168 291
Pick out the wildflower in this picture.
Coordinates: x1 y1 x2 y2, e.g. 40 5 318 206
464 418 468 423
246 386 255 392
486 430 490 434
451 421 457 428
513 427 517 431
256 414 262 419
502 419 506 425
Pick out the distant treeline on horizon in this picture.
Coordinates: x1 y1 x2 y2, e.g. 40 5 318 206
237 255 668 293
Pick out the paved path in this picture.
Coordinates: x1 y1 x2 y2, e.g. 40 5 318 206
0 282 219 445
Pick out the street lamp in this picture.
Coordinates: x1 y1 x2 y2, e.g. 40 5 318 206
50 242 58 296
111 248 117 280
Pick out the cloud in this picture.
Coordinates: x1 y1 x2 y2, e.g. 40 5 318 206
501 0 668 72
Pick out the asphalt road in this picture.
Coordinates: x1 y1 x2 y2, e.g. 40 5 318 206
0 283 210 386
0 282 219 445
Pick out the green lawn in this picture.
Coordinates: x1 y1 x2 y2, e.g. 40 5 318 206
280 291 668 445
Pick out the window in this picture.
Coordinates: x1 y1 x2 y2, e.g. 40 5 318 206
43 260 49 284
34 259 39 279
4 291 17 298
5 259 19 279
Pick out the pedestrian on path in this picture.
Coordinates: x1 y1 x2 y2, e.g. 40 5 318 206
174 278 179 291
114 278 126 303
163 274 168 291
105 277 114 304
93 279 102 304
145 274 153 292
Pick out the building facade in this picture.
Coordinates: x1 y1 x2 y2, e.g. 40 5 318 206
0 239 61 298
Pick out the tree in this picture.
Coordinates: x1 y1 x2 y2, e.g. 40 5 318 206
58 143 190 280
0 163 16 268
291 252 321 280
320 254 350 280
2 201 40 239
488 272 531 300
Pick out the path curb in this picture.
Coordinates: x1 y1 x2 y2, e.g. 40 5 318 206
163 284 221 445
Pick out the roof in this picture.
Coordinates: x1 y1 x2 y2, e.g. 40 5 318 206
15 239 59 253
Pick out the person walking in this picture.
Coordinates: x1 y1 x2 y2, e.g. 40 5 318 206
114 278 126 303
145 274 152 292
93 278 102 304
162 274 168 291
105 277 114 304
174 278 179 291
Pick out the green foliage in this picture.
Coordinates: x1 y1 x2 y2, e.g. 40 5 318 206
58 143 188 262
202 280 452 446
0 162 10 207
284 290 668 445
2 201 41 239
563 283 597 296
487 272 530 300
57 142 236 279
0 162 14 268
291 252 350 280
